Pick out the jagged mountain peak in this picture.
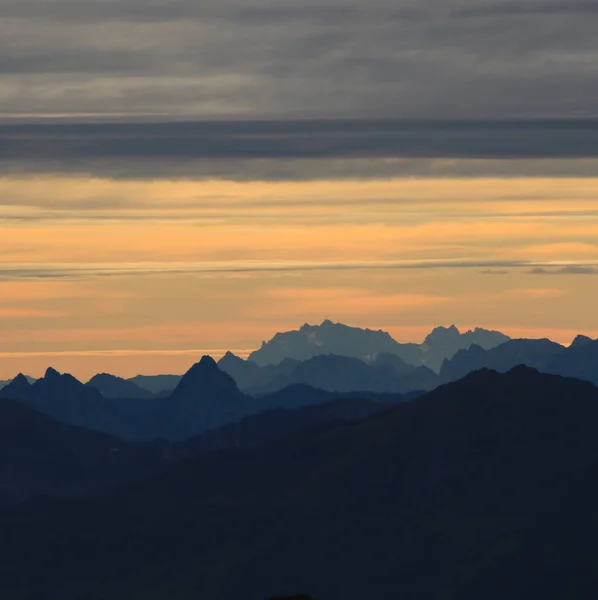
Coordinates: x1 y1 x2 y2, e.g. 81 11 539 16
12 373 32 385
0 373 33 398
571 334 594 348
172 356 239 397
44 367 61 379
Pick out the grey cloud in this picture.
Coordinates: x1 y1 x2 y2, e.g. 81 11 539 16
0 0 596 120
529 266 598 275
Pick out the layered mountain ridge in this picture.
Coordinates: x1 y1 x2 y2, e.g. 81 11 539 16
2 367 598 599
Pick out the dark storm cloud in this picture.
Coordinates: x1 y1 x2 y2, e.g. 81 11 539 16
1 119 598 178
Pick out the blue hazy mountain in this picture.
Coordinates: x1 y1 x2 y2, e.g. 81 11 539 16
546 337 598 386
86 373 155 399
0 375 35 391
440 338 567 382
420 324 510 371
218 351 301 393
248 320 510 372
2 367 598 599
440 336 598 388
219 352 439 395
2 357 405 442
249 319 423 366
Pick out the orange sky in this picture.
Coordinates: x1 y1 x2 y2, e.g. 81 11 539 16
1 173 598 380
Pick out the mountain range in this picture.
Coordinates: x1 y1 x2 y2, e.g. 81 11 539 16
440 336 598 387
0 387 390 511
218 351 439 395
2 366 598 599
0 357 408 442
248 320 510 372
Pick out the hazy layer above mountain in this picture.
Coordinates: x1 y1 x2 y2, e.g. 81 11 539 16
248 320 510 372
86 373 154 399
2 367 598 599
127 374 182 395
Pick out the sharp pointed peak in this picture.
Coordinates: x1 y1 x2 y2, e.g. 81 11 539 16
12 373 31 384
44 367 61 379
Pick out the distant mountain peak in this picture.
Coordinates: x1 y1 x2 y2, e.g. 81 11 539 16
12 373 31 385
425 325 461 343
571 334 593 348
44 367 61 380
173 356 239 398
0 373 33 399
198 355 218 368
249 320 418 367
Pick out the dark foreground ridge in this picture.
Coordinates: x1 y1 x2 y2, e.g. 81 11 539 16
1 366 598 599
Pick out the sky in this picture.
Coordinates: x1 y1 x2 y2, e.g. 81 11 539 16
1 0 598 379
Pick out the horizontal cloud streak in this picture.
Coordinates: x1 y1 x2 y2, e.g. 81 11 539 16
1 259 597 281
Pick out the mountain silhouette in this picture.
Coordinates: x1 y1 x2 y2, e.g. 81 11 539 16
249 319 423 366
570 334 594 348
0 367 121 432
220 352 438 395
0 374 35 392
0 397 168 510
285 354 435 394
157 356 252 440
546 337 598 386
86 373 154 399
2 367 598 599
249 320 510 372
439 335 598 388
218 352 300 393
440 338 566 381
184 396 392 457
421 325 510 371
0 358 410 442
